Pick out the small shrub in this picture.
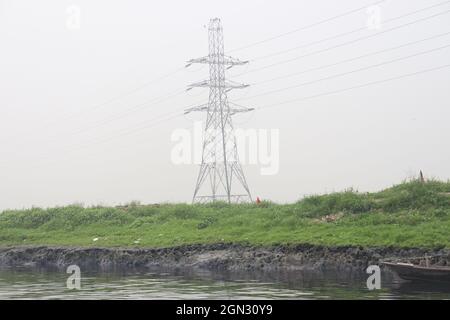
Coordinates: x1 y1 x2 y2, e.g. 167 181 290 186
431 208 449 218
295 190 374 218
170 205 197 219
203 201 230 209
256 200 275 208
197 216 218 229
129 216 157 228
377 180 450 212
0 208 56 229
128 206 159 218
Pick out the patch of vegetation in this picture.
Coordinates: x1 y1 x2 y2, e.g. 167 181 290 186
294 189 374 218
0 179 449 248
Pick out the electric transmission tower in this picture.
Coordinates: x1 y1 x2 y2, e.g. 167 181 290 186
185 18 253 204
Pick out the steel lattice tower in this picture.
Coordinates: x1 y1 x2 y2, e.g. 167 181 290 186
185 18 253 204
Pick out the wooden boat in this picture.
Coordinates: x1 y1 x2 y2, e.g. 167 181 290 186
382 261 450 283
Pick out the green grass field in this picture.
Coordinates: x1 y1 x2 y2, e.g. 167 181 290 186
1 179 449 248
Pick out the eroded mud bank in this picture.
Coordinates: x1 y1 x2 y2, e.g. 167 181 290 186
0 244 448 272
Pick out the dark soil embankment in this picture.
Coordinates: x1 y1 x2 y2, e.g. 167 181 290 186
0 244 448 272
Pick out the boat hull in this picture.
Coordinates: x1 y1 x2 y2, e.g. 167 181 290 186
383 262 450 283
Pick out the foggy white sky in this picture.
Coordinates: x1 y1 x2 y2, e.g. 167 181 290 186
1 0 450 210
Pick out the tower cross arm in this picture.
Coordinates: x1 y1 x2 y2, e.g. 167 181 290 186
184 103 254 115
229 102 255 115
187 79 249 90
184 104 208 115
186 55 248 67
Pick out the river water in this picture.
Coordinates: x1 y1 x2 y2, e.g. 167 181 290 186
0 267 449 300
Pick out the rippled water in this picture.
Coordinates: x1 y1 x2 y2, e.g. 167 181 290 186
0 267 449 300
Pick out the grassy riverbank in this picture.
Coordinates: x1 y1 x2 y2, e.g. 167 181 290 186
1 179 449 248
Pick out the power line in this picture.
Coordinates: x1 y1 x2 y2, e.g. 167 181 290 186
72 99 205 150
6 60 450 171
227 0 387 53
0 105 189 170
1 85 202 165
12 63 450 171
58 0 450 136
237 42 450 101
5 4 450 171
62 88 186 137
10 1 442 144
63 90 208 141
251 0 450 62
34 80 208 143
2 66 186 143
233 6 450 78
8 62 450 171
50 66 186 123
71 14 450 156
4 88 189 154
72 111 184 151
70 97 203 148
257 64 450 111
24 1 436 141
251 30 450 86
